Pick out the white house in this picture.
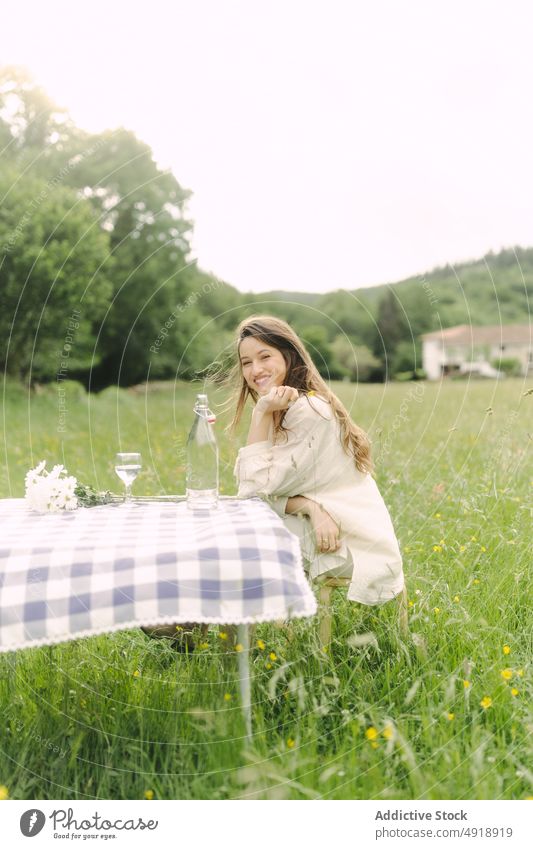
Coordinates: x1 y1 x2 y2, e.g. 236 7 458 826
421 324 533 380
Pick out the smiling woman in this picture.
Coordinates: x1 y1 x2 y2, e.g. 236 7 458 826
228 315 405 606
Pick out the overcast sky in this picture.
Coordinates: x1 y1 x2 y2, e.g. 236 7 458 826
2 0 533 293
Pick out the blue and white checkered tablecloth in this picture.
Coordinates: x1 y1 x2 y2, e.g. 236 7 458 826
0 497 317 652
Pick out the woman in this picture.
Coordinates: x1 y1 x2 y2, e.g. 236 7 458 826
230 315 404 606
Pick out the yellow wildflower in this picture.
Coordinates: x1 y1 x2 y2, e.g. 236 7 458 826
433 607 440 614
370 741 379 749
218 631 228 640
133 670 140 678
446 712 455 721
269 651 277 661
198 642 209 650
463 680 471 689
235 643 244 653
365 726 378 741
223 693 232 702
265 662 272 670
511 688 519 697
0 786 8 800
517 669 524 677
471 536 477 542
480 546 487 553
433 545 442 553
500 669 512 681
473 578 480 585
480 696 492 710
175 625 183 631
434 513 441 519
287 738 295 749
408 600 414 608
382 724 394 740
503 645 511 655
144 790 154 800
459 545 466 552
256 639 266 650
453 595 460 603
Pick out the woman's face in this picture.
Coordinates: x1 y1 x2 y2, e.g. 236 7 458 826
239 336 287 396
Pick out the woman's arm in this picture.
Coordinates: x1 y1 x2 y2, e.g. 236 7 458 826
245 385 299 446
246 407 273 445
235 394 331 498
286 495 341 553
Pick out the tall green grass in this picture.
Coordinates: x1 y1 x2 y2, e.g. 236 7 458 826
0 377 531 799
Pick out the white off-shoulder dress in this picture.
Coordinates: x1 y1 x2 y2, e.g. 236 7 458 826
233 393 405 605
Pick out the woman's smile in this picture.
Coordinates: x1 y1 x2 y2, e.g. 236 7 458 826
254 374 273 390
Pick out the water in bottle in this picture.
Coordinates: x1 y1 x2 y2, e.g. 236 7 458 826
186 393 219 509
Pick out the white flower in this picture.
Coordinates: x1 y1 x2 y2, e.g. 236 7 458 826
26 476 51 513
25 460 47 487
24 460 79 513
63 476 78 495
53 491 68 509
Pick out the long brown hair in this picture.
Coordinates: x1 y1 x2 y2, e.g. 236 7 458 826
225 314 373 475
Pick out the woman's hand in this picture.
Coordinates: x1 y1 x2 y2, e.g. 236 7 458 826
255 385 299 414
307 500 341 554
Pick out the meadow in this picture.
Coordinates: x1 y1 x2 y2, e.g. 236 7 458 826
0 376 531 800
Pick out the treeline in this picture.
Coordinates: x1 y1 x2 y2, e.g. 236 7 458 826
1 67 531 388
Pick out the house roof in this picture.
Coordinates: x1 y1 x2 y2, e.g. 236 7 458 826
421 324 532 345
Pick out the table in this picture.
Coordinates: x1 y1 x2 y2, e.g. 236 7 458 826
0 496 317 737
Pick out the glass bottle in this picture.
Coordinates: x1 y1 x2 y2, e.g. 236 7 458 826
186 393 219 509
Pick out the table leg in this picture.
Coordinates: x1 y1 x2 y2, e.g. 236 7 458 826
236 623 252 742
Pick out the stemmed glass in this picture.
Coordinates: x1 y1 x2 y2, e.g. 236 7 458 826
114 452 142 503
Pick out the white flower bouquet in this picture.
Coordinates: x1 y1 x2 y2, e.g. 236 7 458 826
25 461 112 513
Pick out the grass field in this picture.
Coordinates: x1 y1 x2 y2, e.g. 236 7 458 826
0 377 531 800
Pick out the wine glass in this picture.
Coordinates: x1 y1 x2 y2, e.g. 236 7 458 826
114 452 142 503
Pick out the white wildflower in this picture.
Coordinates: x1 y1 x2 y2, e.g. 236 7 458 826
25 460 46 487
24 461 79 514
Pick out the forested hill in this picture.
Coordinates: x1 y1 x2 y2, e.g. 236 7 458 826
257 246 532 331
244 248 531 379
1 66 530 387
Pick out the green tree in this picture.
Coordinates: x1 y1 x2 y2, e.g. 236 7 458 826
0 67 201 387
330 336 381 382
315 290 377 346
299 324 339 377
0 65 72 158
371 289 409 375
390 340 420 377
0 166 112 382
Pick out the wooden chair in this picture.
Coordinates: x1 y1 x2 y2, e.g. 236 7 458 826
316 578 409 648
